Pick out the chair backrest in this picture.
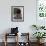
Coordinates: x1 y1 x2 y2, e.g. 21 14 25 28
11 27 18 34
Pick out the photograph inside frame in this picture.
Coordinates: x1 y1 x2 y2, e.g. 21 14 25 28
11 6 24 22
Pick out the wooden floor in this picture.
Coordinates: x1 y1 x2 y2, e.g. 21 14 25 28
0 42 46 46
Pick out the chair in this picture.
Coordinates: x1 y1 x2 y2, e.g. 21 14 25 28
4 27 19 46
18 33 30 46
4 33 18 46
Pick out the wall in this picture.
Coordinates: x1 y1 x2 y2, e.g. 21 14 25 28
0 0 36 42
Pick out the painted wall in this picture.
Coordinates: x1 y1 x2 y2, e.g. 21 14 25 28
0 0 37 42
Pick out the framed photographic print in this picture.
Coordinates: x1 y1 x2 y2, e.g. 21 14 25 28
11 6 24 22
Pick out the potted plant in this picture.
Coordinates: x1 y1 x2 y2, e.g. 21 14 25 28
40 26 45 29
32 24 45 30
32 25 39 30
33 32 46 43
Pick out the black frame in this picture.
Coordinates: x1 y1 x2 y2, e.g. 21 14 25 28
11 6 24 22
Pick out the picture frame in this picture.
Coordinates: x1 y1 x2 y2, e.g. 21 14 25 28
11 6 24 22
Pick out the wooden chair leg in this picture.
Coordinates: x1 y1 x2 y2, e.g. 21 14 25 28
4 33 7 46
4 41 7 46
15 33 18 46
17 34 18 46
